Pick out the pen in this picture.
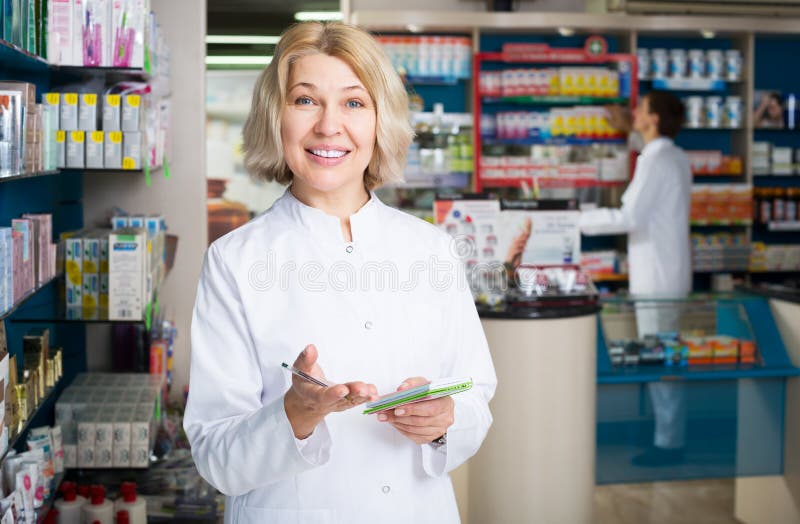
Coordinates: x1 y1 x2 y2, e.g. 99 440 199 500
281 362 332 388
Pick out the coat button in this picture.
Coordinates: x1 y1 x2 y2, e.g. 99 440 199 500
364 321 373 330
345 245 354 253
382 485 390 494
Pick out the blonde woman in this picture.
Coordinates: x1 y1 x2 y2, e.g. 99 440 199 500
184 22 496 523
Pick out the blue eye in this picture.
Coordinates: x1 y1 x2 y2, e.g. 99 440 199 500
346 99 364 109
295 96 313 105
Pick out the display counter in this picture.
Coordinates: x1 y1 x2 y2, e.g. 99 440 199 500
461 300 600 524
732 284 800 524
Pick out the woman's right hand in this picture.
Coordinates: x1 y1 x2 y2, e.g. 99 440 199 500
283 344 377 439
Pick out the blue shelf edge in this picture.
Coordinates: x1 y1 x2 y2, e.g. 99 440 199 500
598 365 800 384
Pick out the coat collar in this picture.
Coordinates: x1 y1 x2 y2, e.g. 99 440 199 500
640 136 673 158
276 186 383 244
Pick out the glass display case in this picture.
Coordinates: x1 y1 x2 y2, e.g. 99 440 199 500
596 293 800 484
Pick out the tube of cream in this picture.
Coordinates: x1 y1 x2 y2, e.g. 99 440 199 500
15 467 33 524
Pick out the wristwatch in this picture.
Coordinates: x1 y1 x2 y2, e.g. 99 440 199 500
429 433 447 449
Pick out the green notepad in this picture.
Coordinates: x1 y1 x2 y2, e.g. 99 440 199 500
363 377 473 415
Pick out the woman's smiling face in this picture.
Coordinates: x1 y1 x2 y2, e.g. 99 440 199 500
281 53 377 198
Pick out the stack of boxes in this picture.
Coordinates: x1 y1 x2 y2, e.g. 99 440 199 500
61 214 166 320
750 243 800 271
44 91 144 170
752 142 800 175
55 373 164 469
690 185 753 224
0 214 57 314
62 229 109 316
0 82 59 177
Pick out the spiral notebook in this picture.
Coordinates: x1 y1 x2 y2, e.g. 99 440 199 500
363 377 473 415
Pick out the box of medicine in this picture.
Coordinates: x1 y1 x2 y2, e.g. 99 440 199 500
60 93 78 130
103 94 121 131
109 229 146 320
82 273 99 309
112 411 131 467
94 413 113 468
104 131 123 168
46 0 74 65
86 131 104 168
63 444 78 469
65 237 83 307
83 235 100 274
111 216 128 230
122 132 141 169
77 413 96 468
122 95 141 132
43 93 60 128
66 131 85 168
145 216 162 239
55 130 66 168
128 215 145 229
78 93 98 131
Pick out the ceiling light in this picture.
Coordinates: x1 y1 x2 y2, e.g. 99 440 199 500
701 30 716 39
406 24 422 33
558 27 576 37
205 56 273 66
206 35 281 45
294 11 343 21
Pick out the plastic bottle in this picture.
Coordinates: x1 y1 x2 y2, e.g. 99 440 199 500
54 481 87 524
113 482 146 524
81 485 113 524
116 511 130 524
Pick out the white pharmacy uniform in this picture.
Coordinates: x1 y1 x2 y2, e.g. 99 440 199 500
580 137 692 449
185 189 497 524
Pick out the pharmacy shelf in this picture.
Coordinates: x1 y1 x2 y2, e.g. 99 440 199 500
682 126 745 131
479 177 628 189
646 78 731 91
2 378 64 463
0 38 48 74
0 170 60 183
79 167 163 175
482 95 628 105
753 176 800 187
394 171 471 189
0 276 61 321
753 127 800 132
590 273 629 282
406 75 464 86
767 221 800 231
482 136 626 147
691 220 753 226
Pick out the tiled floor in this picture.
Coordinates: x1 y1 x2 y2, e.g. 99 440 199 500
593 479 741 524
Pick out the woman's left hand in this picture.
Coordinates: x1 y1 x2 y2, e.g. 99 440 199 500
377 377 454 445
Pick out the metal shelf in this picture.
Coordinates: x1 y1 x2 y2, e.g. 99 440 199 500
0 276 60 321
767 221 800 232
0 170 60 183
0 38 48 74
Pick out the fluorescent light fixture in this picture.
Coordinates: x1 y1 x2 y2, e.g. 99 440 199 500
205 55 273 66
294 11 343 21
558 27 576 37
701 30 716 39
406 24 422 33
206 35 281 45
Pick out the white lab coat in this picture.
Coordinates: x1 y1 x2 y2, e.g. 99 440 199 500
581 136 692 449
579 136 692 297
184 189 497 524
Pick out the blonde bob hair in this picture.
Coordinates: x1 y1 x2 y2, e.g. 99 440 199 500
242 22 413 190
